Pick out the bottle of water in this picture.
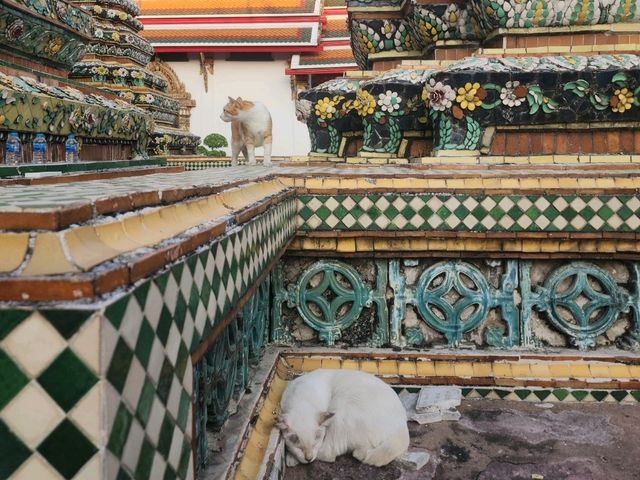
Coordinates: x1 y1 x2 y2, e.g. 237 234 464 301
4 132 22 165
32 133 47 164
65 134 79 163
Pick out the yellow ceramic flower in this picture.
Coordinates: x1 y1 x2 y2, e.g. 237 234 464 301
0 114 5 124
456 82 483 111
118 12 128 20
352 89 376 117
611 87 634 113
96 66 108 75
93 5 103 14
111 32 120 41
314 96 342 120
46 37 63 55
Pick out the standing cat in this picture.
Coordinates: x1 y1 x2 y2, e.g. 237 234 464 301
276 369 409 467
220 96 272 166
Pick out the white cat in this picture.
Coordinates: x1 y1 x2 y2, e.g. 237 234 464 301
220 96 272 166
276 369 410 467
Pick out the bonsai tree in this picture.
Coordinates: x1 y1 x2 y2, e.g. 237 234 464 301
197 133 228 157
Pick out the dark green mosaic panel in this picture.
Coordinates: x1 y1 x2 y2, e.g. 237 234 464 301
297 194 640 233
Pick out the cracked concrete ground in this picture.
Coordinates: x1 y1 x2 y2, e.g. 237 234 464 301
285 400 640 480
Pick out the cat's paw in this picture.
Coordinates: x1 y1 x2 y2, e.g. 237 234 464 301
285 453 300 467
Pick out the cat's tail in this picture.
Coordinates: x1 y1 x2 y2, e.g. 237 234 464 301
360 428 410 467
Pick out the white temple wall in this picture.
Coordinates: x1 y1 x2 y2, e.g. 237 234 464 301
166 56 311 157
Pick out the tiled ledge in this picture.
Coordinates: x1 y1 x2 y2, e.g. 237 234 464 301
0 158 166 179
0 166 183 186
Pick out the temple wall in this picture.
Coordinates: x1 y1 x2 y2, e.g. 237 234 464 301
166 57 311 157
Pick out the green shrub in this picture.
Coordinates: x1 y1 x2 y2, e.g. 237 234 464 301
198 133 228 156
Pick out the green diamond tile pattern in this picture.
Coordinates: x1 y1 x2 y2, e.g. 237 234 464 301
297 194 640 233
461 387 640 403
0 309 101 479
102 200 296 479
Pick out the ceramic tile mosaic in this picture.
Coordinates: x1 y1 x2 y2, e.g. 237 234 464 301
0 310 101 479
0 200 296 479
297 193 640 233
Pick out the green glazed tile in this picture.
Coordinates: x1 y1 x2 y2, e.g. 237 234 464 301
135 320 155 369
571 390 588 401
494 389 510 399
514 389 531 400
175 343 190 381
135 439 155 480
157 415 175 458
133 281 151 309
136 377 156 426
629 390 640 401
105 296 129 329
174 294 187 331
0 349 29 410
591 390 608 402
188 287 200 318
461 388 471 397
155 272 171 294
533 390 551 401
177 390 190 432
117 468 133 480
178 440 192 479
476 388 491 398
610 390 628 402
157 307 173 346
38 310 93 340
37 349 97 411
171 263 185 285
163 465 177 480
552 388 569 401
157 359 174 404
0 310 30 341
107 339 134 394
38 419 97 479
0 420 31 478
108 402 133 458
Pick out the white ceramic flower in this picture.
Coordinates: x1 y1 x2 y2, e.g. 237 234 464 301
500 80 524 107
424 78 455 111
377 90 401 112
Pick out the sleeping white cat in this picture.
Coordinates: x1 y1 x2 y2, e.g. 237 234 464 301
276 369 409 467
220 96 272 166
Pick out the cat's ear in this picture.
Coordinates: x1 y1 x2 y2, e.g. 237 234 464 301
318 411 334 426
276 414 289 432
228 96 235 103
236 96 243 102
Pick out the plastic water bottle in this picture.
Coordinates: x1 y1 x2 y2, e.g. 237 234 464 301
4 132 22 165
65 134 79 163
32 133 47 164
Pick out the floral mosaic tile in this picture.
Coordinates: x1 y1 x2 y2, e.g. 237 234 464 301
297 193 640 233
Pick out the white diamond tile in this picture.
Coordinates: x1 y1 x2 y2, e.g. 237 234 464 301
1 382 63 448
428 215 443 228
69 383 101 445
149 453 168 480
607 197 623 211
570 198 587 212
147 338 165 386
375 197 390 211
2 312 65 377
143 283 163 330
325 214 340 228
120 298 143 350
342 213 356 228
392 214 408 229
359 214 373 228
444 197 460 211
122 418 145 473
374 215 390 229
342 196 356 210
587 198 604 211
627 214 640 229
70 313 100 375
167 377 182 420
426 196 443 211
307 197 322 210
123 358 146 413
166 324 181 366
168 427 183 470
516 198 533 211
462 215 478 229
518 215 533 229
570 216 587 230
552 216 569 229
325 197 339 211
192 261 205 294
534 197 550 211
534 216 550 229
462 197 478 211
392 197 407 211
306 215 322 229
358 197 373 211
445 215 461 228
590 216 605 229
498 197 515 212
481 216 497 229
10 454 61 480
145 396 165 444
498 216 515 229
181 318 195 354
409 197 425 210
410 214 424 229
163 274 180 315
627 197 640 212
607 214 624 229
553 197 569 212
481 197 496 211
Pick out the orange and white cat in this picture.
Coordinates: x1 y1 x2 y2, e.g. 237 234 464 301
220 97 273 166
